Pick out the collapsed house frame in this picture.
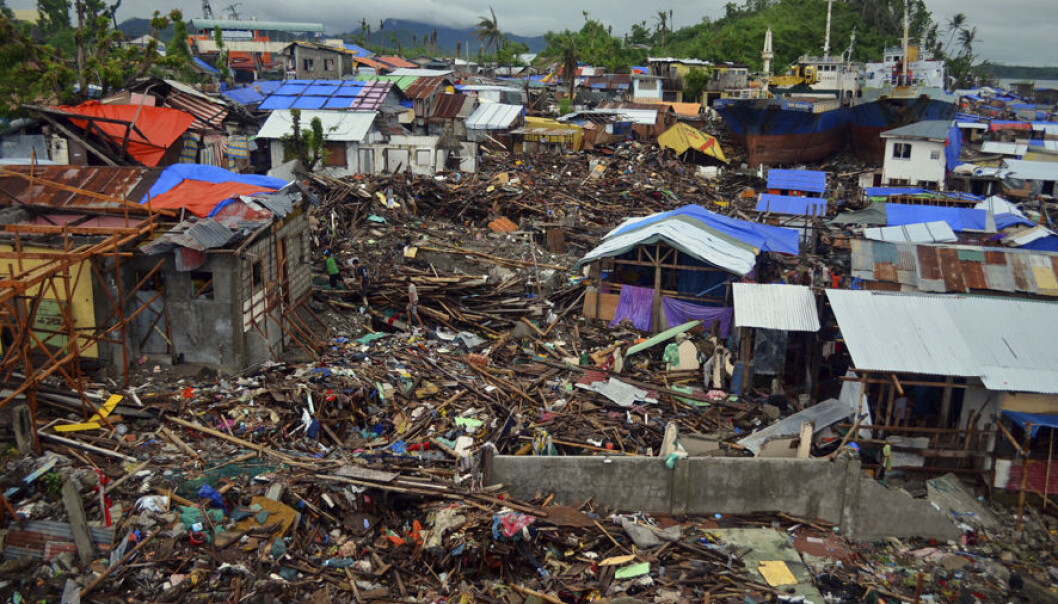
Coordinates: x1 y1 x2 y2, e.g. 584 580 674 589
0 165 324 456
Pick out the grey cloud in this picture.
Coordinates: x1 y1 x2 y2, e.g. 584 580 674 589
8 0 1052 65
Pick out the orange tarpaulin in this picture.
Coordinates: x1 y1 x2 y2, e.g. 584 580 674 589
56 102 195 166
147 180 279 218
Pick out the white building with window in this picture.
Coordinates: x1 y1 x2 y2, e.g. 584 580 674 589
880 120 954 191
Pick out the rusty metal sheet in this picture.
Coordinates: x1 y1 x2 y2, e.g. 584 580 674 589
404 76 446 100
432 93 472 119
960 256 988 291
937 247 967 292
873 262 899 283
1010 254 1036 293
917 245 942 281
0 166 160 210
984 250 1008 265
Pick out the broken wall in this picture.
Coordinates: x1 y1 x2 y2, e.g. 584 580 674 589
487 456 961 543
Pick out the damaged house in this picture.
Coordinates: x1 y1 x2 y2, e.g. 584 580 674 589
0 164 315 373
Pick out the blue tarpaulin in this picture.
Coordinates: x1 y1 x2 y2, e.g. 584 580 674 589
141 164 287 216
885 204 987 232
755 194 827 216
609 204 800 255
767 169 827 194
946 124 963 172
193 57 219 75
995 213 1035 229
221 80 283 106
1002 410 1058 439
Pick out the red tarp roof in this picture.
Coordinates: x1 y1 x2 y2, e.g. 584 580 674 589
56 102 195 166
148 180 279 218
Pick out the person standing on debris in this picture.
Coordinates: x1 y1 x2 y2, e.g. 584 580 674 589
352 258 369 305
878 443 892 481
324 250 341 290
406 277 424 328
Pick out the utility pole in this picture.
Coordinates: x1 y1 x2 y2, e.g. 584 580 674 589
822 0 835 59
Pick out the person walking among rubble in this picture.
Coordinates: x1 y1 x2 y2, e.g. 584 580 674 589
406 277 424 328
324 250 341 290
352 258 369 306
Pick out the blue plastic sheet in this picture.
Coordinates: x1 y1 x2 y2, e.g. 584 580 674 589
141 164 286 205
1002 410 1058 439
885 204 987 232
609 205 800 255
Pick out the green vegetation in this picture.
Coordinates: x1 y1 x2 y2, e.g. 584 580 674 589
0 0 193 117
983 64 1058 82
281 109 327 170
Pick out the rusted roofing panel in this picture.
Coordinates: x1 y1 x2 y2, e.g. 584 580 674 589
853 239 1058 298
404 76 446 100
432 93 474 119
0 166 161 211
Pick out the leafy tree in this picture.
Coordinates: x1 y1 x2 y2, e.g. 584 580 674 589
682 69 709 103
166 9 190 62
37 0 71 37
213 25 232 83
281 109 327 170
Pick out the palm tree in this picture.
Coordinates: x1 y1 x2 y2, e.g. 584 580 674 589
958 26 977 56
942 13 966 57
475 7 502 57
551 32 579 103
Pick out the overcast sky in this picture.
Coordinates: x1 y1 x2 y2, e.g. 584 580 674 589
8 0 1055 66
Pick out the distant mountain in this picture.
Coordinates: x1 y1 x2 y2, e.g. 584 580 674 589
117 18 174 42
984 63 1058 82
352 19 547 55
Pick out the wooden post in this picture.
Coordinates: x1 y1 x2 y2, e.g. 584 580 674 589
797 421 813 458
62 479 94 565
652 243 663 333
1017 422 1033 532
939 375 954 428
1046 430 1054 511
739 327 752 395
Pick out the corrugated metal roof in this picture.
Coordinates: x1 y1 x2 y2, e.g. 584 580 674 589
432 93 475 119
864 221 957 243
881 119 953 141
766 169 827 194
732 283 820 332
258 80 395 112
581 216 758 276
377 56 418 69
826 289 1058 393
851 239 1058 297
1004 159 1058 181
465 103 523 130
189 19 324 32
755 193 827 216
388 68 454 77
0 166 160 211
737 398 852 454
256 110 377 142
186 218 235 248
404 76 447 100
981 141 1028 156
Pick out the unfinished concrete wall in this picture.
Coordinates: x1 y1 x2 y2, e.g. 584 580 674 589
487 455 961 543
163 254 241 368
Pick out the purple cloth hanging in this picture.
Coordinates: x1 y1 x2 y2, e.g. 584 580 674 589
610 285 654 332
661 297 732 337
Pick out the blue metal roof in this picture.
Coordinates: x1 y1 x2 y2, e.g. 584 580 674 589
343 43 373 57
766 169 827 194
221 80 284 106
755 194 827 216
257 79 394 111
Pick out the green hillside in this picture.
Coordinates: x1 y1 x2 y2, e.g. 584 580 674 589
662 0 938 69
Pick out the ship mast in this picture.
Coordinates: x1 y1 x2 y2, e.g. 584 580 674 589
762 27 773 77
822 0 835 59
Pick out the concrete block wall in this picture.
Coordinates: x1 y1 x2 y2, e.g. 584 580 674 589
487 455 960 543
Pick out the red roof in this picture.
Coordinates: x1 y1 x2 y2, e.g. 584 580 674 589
377 55 417 69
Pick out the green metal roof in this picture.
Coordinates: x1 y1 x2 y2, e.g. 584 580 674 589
189 19 325 33
353 74 419 91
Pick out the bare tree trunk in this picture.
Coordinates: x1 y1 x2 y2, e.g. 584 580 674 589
75 0 86 97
